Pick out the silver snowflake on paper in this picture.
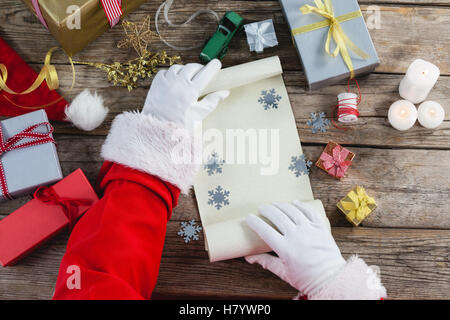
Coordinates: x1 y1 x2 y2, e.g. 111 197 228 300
208 185 230 210
204 152 225 176
258 88 282 110
307 112 331 133
178 220 202 243
289 155 312 177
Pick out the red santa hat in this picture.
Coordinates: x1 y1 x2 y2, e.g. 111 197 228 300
0 36 108 131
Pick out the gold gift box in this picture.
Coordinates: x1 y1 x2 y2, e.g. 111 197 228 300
23 0 148 56
336 186 377 227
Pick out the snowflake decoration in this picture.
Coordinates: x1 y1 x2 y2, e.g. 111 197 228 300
307 112 331 133
258 88 282 110
204 152 225 176
178 220 202 243
208 185 230 210
289 155 312 177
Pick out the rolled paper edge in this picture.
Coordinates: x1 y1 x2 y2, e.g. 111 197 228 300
201 56 283 96
204 199 328 262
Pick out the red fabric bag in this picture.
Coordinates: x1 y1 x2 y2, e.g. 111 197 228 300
0 36 68 121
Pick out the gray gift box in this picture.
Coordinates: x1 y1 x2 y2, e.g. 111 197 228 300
279 0 379 90
0 110 63 201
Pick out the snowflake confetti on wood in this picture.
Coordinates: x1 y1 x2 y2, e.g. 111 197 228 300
258 88 282 110
204 152 225 176
178 220 202 243
307 112 331 133
289 155 312 177
208 185 230 210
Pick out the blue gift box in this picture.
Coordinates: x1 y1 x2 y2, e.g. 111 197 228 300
279 0 379 90
0 110 63 201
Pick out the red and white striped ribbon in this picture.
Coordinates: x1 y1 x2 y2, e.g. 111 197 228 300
100 0 123 28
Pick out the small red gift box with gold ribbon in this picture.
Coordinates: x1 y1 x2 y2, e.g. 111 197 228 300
0 169 98 266
316 141 355 179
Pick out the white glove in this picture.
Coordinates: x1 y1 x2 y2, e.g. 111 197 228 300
143 59 229 132
245 201 346 297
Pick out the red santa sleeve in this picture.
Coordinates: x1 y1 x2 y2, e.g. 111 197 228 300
53 111 198 300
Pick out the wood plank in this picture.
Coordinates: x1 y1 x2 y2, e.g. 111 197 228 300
11 65 447 150
154 225 450 300
0 0 448 301
49 67 450 120
0 139 448 229
1 1 449 74
0 226 448 299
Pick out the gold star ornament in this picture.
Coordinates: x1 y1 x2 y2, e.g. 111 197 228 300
117 15 160 57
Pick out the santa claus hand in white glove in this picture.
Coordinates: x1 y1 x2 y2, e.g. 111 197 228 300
143 59 229 132
246 201 387 300
102 60 229 195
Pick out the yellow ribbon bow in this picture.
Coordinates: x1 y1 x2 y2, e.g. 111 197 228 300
0 47 75 109
292 0 369 79
341 186 376 221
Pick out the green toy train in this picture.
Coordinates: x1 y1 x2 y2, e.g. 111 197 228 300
200 11 245 64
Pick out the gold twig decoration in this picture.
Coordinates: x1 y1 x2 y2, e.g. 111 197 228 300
74 15 181 91
75 51 181 92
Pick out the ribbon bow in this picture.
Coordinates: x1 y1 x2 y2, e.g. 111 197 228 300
245 21 278 53
0 122 55 200
293 0 369 78
34 186 93 230
341 186 376 221
320 145 352 178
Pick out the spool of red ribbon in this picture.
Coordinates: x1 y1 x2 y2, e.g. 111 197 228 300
332 79 361 130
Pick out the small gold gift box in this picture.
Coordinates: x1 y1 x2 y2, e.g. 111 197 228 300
337 186 377 226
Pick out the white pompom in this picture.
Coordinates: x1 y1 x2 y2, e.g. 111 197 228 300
65 89 109 131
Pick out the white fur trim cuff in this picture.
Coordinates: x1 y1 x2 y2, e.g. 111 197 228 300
308 255 387 300
101 111 198 194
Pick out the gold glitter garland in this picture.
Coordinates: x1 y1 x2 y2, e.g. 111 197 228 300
75 51 180 91
74 16 181 92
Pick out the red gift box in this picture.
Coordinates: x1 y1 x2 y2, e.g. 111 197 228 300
0 169 98 266
315 141 355 179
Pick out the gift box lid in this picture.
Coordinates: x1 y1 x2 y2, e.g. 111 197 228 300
279 0 379 89
0 110 63 201
0 169 99 267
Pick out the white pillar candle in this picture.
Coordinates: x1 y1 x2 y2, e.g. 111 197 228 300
337 92 358 123
417 101 445 129
388 100 418 131
399 59 440 104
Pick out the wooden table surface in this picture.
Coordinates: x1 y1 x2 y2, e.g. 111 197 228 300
0 0 449 300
